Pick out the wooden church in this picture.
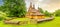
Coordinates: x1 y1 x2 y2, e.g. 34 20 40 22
26 2 45 19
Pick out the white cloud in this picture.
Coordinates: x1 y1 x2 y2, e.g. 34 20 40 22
25 0 60 13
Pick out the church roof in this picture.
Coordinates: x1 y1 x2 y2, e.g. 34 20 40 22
28 9 37 12
27 2 45 16
30 12 45 16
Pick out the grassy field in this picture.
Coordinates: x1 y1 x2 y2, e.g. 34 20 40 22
0 17 60 27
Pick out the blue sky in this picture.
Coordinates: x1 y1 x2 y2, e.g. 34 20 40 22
0 0 3 5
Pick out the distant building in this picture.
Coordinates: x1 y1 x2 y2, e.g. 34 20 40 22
26 2 45 19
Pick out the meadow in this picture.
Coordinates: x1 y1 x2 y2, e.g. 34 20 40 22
0 17 60 27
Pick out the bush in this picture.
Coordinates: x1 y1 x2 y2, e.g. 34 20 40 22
0 17 4 21
0 11 7 21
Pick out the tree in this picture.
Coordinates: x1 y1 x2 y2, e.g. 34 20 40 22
44 10 51 16
38 7 44 13
54 9 60 16
2 0 27 17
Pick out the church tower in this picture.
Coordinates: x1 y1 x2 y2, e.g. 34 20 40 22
29 2 33 11
32 4 35 9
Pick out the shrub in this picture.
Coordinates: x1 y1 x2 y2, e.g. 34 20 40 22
0 17 4 21
0 11 7 21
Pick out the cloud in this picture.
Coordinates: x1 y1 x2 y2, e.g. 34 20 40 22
25 0 60 12
42 0 60 12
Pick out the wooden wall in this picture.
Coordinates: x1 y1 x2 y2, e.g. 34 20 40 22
30 15 45 19
26 15 45 19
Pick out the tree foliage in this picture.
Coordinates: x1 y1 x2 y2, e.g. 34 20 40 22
44 10 51 16
38 7 51 16
38 7 44 13
54 9 60 16
2 0 26 17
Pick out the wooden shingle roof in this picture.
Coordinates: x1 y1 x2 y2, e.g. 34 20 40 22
26 2 45 16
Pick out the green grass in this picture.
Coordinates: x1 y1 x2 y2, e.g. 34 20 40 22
0 17 60 27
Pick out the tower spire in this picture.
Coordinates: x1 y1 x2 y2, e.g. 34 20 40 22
28 2 33 12
33 4 35 9
30 2 32 8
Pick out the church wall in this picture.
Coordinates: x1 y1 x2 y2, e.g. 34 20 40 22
37 15 45 19
32 16 37 19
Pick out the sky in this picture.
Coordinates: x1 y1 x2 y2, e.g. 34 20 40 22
0 0 60 13
0 0 3 5
25 0 60 13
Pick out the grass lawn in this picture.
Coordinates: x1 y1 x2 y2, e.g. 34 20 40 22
0 17 60 27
